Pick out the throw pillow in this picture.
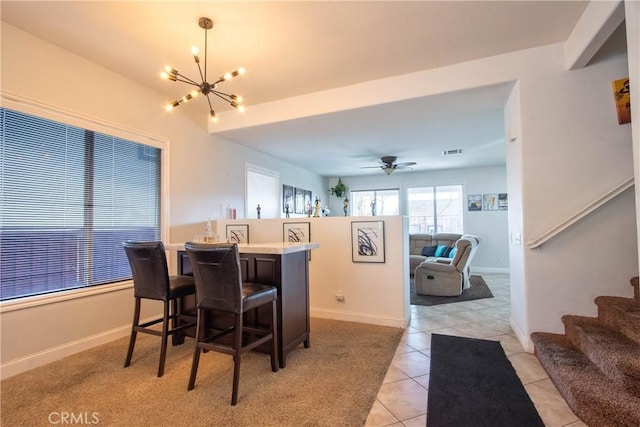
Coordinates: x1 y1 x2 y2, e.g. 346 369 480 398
421 245 438 257
435 245 448 257
443 246 454 257
448 247 457 258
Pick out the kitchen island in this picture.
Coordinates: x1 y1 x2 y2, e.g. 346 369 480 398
165 241 318 368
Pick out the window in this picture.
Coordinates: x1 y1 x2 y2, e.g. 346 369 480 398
0 107 162 301
351 189 399 216
245 164 280 219
407 186 463 233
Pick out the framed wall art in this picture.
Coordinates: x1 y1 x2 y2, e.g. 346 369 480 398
612 77 631 125
283 222 310 243
468 194 483 211
351 220 385 263
483 194 498 211
226 224 249 243
283 184 294 213
498 193 508 210
294 187 305 214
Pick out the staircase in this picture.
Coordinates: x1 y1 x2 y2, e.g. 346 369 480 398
531 278 640 427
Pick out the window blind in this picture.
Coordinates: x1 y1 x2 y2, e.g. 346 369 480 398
0 108 161 301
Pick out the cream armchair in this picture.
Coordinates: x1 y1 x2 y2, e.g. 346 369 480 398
414 235 479 297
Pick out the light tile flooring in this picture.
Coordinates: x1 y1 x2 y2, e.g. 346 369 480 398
365 273 588 427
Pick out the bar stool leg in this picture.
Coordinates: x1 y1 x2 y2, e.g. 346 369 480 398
124 298 141 368
157 301 170 377
187 310 204 391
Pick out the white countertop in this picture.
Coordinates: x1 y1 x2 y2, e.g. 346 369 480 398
165 241 319 255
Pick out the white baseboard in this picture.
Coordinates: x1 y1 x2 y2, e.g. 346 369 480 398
310 308 407 329
1 325 131 380
510 316 534 353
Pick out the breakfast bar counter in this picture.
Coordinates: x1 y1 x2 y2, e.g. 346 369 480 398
166 241 318 368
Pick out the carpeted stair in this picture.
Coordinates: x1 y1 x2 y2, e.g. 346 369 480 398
530 277 640 427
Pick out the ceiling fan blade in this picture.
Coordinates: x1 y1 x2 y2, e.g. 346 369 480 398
394 162 417 168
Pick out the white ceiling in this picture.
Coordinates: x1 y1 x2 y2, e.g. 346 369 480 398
1 1 588 177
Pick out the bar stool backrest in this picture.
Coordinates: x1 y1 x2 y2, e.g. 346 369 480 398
123 241 171 301
185 242 243 314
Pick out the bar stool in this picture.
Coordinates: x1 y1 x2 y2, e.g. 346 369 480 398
122 241 196 377
185 241 278 405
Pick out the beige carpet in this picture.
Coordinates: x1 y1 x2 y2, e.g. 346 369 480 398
1 318 402 427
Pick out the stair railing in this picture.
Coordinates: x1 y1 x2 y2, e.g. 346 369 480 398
527 177 634 249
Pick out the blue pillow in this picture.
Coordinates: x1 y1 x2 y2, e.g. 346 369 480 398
448 247 457 258
421 245 437 257
435 245 448 257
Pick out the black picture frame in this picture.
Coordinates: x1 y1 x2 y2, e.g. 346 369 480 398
351 220 385 263
283 184 294 213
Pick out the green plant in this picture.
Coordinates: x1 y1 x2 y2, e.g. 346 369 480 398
329 178 348 198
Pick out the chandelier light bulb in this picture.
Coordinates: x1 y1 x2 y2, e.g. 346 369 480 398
191 46 199 56
160 71 169 79
238 105 246 113
190 90 199 97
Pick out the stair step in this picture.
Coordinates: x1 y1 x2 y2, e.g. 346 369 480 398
531 332 640 427
595 296 640 344
562 315 640 396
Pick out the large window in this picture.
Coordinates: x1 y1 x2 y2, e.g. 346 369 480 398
351 189 399 216
407 186 463 233
0 107 162 301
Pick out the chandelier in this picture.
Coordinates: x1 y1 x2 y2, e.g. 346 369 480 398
161 17 245 122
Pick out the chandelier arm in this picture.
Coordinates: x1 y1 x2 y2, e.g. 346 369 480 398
195 61 205 84
174 78 200 87
211 89 235 100
205 94 215 111
210 91 234 104
174 72 201 86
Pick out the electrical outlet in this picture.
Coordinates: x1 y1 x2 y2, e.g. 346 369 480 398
336 290 345 302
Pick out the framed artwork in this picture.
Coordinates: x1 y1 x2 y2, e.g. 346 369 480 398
498 193 508 210
351 220 385 263
483 194 498 211
304 190 312 215
226 224 249 243
283 184 294 213
468 194 483 211
612 77 631 125
283 222 310 243
294 187 305 214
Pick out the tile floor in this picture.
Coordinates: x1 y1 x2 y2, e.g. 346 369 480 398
364 273 588 427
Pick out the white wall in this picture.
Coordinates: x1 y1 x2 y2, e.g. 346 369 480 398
625 0 640 271
327 165 509 272
211 216 410 328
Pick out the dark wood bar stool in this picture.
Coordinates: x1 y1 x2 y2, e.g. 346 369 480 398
122 241 196 377
185 242 278 405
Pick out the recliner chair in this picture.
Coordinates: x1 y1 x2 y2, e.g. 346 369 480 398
414 235 479 297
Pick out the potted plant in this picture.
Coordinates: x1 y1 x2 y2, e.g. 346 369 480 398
329 178 348 198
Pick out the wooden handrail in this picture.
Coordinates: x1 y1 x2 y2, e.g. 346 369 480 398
527 177 634 249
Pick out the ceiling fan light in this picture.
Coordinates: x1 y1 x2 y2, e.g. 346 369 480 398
382 167 395 175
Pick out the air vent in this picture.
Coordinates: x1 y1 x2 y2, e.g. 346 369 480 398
442 149 463 156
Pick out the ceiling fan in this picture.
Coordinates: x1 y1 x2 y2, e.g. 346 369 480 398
363 156 417 175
